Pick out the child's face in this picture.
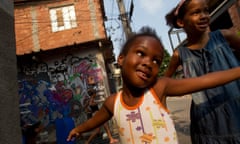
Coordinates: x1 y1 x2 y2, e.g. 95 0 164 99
178 0 210 33
118 36 163 88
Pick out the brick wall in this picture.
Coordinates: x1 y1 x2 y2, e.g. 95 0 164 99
15 0 107 55
228 0 240 31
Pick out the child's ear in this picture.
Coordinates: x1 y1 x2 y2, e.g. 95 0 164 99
176 18 184 28
117 55 124 66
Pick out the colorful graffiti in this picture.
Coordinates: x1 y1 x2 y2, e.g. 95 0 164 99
18 54 105 129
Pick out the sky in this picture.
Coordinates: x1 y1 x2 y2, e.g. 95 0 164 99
103 0 187 58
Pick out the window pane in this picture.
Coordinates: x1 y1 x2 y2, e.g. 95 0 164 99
49 5 77 32
56 9 64 27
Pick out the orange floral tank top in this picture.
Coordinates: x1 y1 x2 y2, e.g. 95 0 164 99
113 88 178 144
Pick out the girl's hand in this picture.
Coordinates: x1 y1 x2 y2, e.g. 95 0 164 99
67 128 80 141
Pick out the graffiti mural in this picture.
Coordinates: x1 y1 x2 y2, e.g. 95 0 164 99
18 53 106 129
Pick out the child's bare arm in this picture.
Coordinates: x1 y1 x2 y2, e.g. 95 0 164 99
163 67 240 96
67 95 115 141
164 49 181 77
221 29 240 51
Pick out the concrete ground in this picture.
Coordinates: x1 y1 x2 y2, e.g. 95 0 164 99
167 95 192 144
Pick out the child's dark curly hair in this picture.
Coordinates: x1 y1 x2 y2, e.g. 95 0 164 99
119 26 164 56
165 0 192 28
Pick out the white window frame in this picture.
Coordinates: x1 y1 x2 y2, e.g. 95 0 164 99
49 5 77 32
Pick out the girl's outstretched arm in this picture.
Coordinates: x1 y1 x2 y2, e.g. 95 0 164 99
67 95 115 141
162 67 240 96
221 29 240 50
164 49 181 77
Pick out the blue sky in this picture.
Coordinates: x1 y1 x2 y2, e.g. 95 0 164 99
104 0 186 58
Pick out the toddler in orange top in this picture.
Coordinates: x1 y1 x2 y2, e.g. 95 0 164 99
67 26 240 143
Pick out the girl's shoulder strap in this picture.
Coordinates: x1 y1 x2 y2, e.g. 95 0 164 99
115 91 121 101
113 91 122 114
176 45 190 61
209 30 226 42
149 88 169 113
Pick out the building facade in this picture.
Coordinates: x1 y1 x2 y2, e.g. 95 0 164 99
14 0 117 143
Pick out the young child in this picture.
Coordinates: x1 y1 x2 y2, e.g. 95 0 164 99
165 0 240 143
67 26 240 144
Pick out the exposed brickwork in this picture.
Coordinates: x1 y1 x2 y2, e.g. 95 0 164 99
228 0 240 32
14 0 107 55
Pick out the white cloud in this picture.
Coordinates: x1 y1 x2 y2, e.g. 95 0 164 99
139 0 163 15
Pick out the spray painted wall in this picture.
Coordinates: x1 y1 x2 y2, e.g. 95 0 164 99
18 47 110 129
